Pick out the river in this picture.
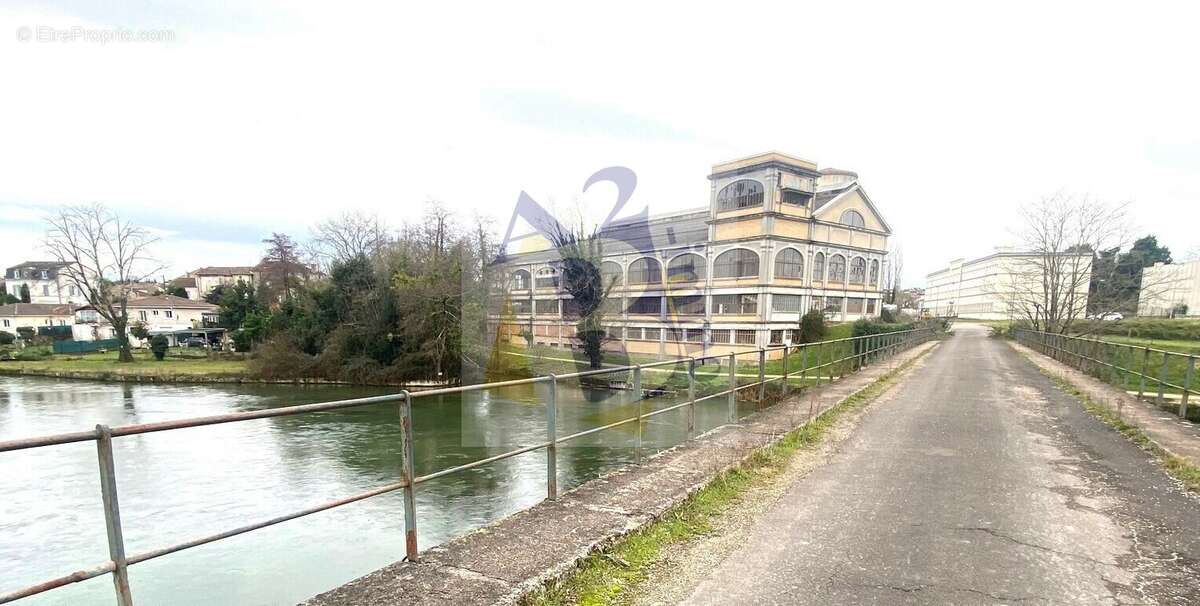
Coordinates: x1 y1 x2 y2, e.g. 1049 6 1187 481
0 370 749 605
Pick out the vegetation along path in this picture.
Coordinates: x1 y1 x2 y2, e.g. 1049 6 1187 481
636 324 1200 605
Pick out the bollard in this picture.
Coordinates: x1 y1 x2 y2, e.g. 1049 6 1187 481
398 391 419 562
1180 356 1195 419
546 375 558 500
96 425 134 606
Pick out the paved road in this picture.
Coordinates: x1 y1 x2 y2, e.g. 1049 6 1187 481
683 324 1200 605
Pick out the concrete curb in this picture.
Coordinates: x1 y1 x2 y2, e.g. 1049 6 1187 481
302 341 940 606
1007 340 1200 467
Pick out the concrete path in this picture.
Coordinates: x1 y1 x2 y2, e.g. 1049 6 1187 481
683 324 1200 605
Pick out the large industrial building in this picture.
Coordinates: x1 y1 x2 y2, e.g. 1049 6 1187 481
924 249 1092 321
1138 260 1200 317
492 151 892 359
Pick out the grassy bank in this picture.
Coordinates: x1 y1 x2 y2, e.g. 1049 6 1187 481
521 345 927 606
0 348 250 380
1043 370 1200 493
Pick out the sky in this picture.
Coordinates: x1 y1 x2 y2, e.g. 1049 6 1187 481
1 1 1198 286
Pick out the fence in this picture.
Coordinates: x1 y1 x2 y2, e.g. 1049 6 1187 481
52 339 121 355
0 327 937 605
1012 328 1198 421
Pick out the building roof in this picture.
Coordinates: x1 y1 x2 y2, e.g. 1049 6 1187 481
191 266 256 276
126 295 219 310
170 276 198 288
0 303 76 317
5 261 68 271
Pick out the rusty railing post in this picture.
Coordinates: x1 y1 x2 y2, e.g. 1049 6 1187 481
782 345 790 397
800 344 809 391
757 348 766 405
398 391 419 562
687 358 697 439
1137 347 1150 401
633 365 643 464
727 353 737 423
1156 353 1169 406
1180 356 1195 419
96 425 134 606
546 375 558 500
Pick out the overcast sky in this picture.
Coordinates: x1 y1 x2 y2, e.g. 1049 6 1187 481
1 1 1198 286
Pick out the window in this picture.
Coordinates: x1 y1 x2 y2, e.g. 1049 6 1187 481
69 286 76 296
812 253 825 281
606 326 624 339
601 297 624 315
712 294 757 314
165 310 174 319
781 190 810 206
825 297 844 313
772 294 803 313
58 320 66 326
735 329 756 345
512 270 530 290
840 210 866 228
867 299 877 314
42 285 50 296
643 327 661 341
847 298 865 313
810 296 824 311
711 329 731 344
153 310 160 316
667 254 706 283
790 329 802 343
40 270 49 279
535 267 560 289
828 254 846 282
563 299 582 317
769 330 784 345
628 296 661 315
628 258 662 285
601 262 623 287
717 179 764 211
535 299 559 315
510 300 532 314
849 257 866 284
2 319 9 327
665 328 685 342
686 328 704 343
139 310 148 321
869 260 880 286
774 248 804 279
713 249 759 279
668 296 705 315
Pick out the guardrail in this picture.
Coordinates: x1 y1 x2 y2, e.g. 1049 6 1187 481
1012 328 1197 420
0 327 937 605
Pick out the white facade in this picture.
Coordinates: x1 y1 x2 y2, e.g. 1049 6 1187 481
74 296 219 342
3 262 90 305
187 267 256 297
1138 260 1200 317
925 250 1092 321
0 304 75 336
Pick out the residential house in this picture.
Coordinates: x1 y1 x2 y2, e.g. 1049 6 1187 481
74 295 221 344
186 266 257 298
0 303 76 336
3 261 90 305
169 276 200 300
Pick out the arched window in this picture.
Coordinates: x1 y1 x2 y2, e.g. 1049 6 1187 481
716 180 765 211
713 249 759 279
869 260 880 286
849 257 866 284
534 267 559 289
667 254 706 283
628 257 662 285
774 248 804 279
600 261 623 287
511 269 530 290
812 253 825 282
840 210 866 228
828 254 847 282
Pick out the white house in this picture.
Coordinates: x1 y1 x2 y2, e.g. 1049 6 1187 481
186 267 256 298
0 303 76 336
73 296 221 344
3 261 90 305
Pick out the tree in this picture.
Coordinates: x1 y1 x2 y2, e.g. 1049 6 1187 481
129 321 150 341
150 335 169 360
798 309 827 343
1008 195 1128 334
259 233 308 304
0 283 17 305
19 284 31 303
309 211 391 270
217 280 263 329
45 204 162 362
548 223 613 369
1087 235 1172 315
882 242 903 305
166 285 189 298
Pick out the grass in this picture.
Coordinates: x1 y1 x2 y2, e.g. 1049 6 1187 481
0 347 249 378
1042 370 1200 493
521 346 928 606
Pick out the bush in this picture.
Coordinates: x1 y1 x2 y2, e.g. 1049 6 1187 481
231 330 254 353
149 335 170 360
798 309 827 343
130 322 151 341
879 307 897 323
12 346 52 361
249 336 318 379
15 327 35 343
851 318 915 338
0 332 13 346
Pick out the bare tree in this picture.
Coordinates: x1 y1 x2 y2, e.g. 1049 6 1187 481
309 211 392 270
259 233 310 304
882 242 903 305
44 204 163 362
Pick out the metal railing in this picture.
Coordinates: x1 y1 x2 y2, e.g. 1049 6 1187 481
0 327 937 605
1013 328 1197 420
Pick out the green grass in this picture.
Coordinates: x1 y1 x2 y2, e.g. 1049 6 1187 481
521 348 928 606
0 348 249 378
1043 370 1200 493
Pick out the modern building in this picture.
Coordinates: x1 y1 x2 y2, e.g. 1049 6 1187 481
1138 260 1200 317
491 151 892 359
2 261 90 305
0 303 76 336
924 248 1092 320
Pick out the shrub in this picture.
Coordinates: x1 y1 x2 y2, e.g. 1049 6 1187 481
231 330 254 353
13 346 52 361
130 322 151 341
798 310 827 343
879 307 897 323
249 336 318 379
0 332 13 346
150 335 170 360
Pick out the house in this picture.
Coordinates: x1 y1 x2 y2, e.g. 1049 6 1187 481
924 248 1092 320
0 303 76 336
3 261 90 305
73 296 221 344
185 266 257 298
491 151 892 358
168 276 200 300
